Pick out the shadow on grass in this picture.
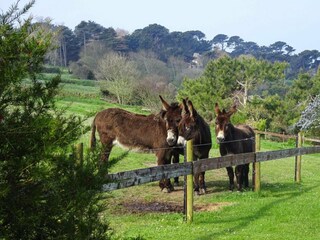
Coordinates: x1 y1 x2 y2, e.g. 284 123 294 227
195 183 319 240
108 151 129 169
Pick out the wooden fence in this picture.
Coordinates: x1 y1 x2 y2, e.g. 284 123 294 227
102 133 320 191
95 131 320 223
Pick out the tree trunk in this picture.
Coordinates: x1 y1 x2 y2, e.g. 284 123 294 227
244 80 248 106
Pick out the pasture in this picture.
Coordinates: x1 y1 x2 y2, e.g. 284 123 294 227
55 74 320 240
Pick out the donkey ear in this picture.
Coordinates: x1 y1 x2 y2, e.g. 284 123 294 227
187 100 197 118
159 95 170 111
181 98 189 116
215 103 221 115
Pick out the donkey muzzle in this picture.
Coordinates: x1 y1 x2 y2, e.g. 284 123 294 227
166 129 177 146
216 130 225 143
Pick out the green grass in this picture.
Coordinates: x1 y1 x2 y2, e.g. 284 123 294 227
51 72 320 240
104 148 320 240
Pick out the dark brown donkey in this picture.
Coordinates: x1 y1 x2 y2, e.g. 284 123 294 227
214 103 255 191
90 96 182 192
177 99 212 195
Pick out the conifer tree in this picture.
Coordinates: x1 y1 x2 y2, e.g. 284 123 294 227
0 1 111 239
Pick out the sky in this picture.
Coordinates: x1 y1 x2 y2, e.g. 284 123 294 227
1 0 319 54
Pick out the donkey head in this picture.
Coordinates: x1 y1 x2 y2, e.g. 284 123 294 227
214 103 237 143
159 95 182 146
177 98 199 145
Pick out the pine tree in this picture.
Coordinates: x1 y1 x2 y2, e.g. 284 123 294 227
0 1 111 239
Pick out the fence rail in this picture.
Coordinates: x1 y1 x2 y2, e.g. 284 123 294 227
103 162 192 191
255 130 296 139
255 130 320 143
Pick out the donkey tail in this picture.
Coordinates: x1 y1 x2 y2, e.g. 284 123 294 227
90 117 97 150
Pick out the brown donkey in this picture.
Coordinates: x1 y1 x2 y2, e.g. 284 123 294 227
177 99 212 195
214 103 255 191
90 96 182 192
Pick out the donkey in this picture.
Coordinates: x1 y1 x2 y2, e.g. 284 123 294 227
90 95 182 192
177 99 212 195
214 103 255 191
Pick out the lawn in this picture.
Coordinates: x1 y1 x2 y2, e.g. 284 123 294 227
103 140 320 240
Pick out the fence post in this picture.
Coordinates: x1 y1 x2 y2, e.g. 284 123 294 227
253 133 261 192
295 131 303 183
186 140 194 224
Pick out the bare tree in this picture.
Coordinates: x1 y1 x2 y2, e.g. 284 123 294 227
296 95 320 132
95 52 140 104
135 75 176 112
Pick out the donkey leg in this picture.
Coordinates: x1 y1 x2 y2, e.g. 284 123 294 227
243 163 250 188
172 151 180 186
159 179 166 190
101 147 111 163
100 135 114 164
160 179 174 193
100 143 113 171
159 177 173 192
193 173 201 195
157 150 174 193
226 167 235 191
235 165 243 191
199 171 206 195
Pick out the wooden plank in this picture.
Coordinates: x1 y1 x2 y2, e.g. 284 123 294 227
304 137 320 143
255 130 296 140
193 152 255 173
253 133 261 192
186 140 193 224
102 162 192 191
256 146 320 162
295 132 303 182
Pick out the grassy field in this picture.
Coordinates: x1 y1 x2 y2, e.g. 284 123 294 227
54 73 320 240
102 140 320 240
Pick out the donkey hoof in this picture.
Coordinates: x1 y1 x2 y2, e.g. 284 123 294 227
161 188 169 193
199 188 206 195
161 186 174 193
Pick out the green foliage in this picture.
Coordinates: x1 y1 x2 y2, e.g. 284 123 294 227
69 60 95 79
230 110 247 125
0 2 111 239
41 65 61 74
178 56 288 121
255 119 267 131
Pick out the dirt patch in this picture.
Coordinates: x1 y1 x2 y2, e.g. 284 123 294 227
123 201 183 213
120 201 232 214
195 202 233 212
